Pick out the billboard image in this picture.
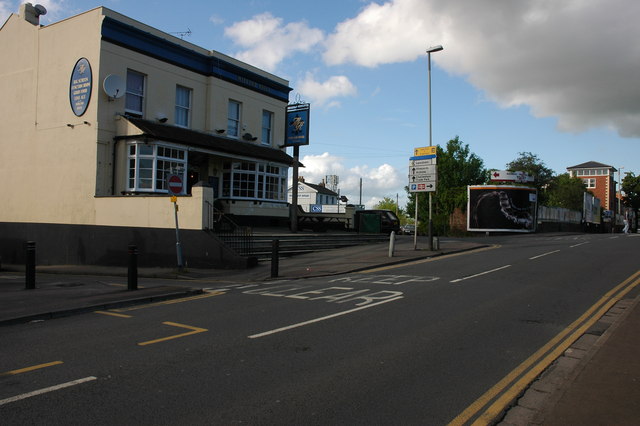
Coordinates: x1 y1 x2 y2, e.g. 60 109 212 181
583 192 601 225
467 185 537 232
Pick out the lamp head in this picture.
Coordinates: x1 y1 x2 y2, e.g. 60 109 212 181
426 45 444 53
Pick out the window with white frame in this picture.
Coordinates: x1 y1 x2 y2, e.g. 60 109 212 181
127 142 187 193
222 161 287 201
125 70 145 117
175 86 192 128
227 100 241 138
261 110 273 145
582 178 596 188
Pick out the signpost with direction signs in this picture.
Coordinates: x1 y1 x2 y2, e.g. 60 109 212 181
409 148 437 193
408 146 439 249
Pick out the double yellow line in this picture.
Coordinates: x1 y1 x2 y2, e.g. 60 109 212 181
449 269 640 426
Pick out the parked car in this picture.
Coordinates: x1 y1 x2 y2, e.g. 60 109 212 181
400 224 416 235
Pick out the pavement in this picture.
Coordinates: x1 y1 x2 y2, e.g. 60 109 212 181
1 233 639 424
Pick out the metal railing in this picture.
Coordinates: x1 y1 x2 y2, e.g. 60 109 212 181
204 200 253 256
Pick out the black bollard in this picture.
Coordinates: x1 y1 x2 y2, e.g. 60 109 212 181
25 241 36 290
271 239 279 278
128 244 138 291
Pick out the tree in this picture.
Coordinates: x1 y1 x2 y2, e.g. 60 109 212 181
622 173 640 229
373 197 403 217
506 152 554 203
406 136 486 235
544 173 589 211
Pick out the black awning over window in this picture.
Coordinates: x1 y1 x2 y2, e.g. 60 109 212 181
116 117 297 167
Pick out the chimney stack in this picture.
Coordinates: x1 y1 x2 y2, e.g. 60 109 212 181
20 3 47 26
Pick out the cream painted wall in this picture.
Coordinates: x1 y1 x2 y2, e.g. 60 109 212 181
208 78 286 147
0 9 103 225
1 6 290 230
94 185 213 230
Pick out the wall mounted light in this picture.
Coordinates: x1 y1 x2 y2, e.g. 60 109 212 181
242 132 257 141
66 121 91 129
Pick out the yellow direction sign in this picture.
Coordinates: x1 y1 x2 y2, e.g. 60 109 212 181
414 146 437 157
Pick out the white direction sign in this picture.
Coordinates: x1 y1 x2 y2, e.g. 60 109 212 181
409 164 436 175
409 162 437 181
409 158 436 166
409 147 438 192
410 173 436 181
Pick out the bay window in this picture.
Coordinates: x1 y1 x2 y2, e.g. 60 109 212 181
222 161 287 201
127 142 187 193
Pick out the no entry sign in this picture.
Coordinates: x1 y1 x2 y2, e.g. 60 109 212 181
167 174 183 195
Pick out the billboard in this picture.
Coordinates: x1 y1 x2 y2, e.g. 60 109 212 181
583 192 601 224
467 185 537 232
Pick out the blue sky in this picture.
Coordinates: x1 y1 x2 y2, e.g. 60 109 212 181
3 0 639 209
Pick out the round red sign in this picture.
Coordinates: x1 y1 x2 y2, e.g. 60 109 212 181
167 174 183 195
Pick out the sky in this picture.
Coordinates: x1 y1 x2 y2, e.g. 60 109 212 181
3 0 639 210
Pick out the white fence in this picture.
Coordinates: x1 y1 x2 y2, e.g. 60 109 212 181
537 206 582 224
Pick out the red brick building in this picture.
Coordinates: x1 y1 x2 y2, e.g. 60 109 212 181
567 161 617 211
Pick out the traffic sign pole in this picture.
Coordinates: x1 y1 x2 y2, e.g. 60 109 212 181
173 199 184 271
167 174 185 270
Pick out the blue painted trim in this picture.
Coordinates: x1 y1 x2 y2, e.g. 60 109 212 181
409 154 437 160
101 17 291 102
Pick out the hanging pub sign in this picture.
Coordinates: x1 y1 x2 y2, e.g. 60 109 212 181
69 57 92 116
285 103 310 146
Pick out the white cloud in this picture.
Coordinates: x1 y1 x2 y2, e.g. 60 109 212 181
296 73 357 108
323 0 640 138
224 12 323 72
323 0 437 67
296 153 404 208
209 14 224 26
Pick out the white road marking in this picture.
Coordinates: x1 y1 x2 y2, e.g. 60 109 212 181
450 265 512 283
0 376 97 406
248 296 404 339
570 242 589 248
529 250 561 260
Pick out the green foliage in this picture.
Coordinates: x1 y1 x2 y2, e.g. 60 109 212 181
506 152 554 184
406 136 486 235
506 152 554 203
544 173 588 211
622 172 640 211
373 197 403 217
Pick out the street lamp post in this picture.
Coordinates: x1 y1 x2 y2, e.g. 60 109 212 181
426 45 443 251
618 166 624 217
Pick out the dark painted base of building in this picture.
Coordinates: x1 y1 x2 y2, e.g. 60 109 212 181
0 222 251 269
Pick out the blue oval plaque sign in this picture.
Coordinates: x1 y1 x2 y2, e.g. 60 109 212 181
69 58 92 116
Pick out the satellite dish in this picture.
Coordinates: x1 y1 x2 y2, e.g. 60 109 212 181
103 74 125 100
34 4 47 17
